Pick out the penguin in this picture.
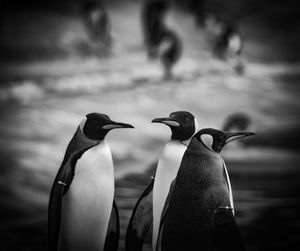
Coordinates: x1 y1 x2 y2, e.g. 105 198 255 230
81 0 112 46
203 11 245 74
158 29 182 80
126 111 198 251
222 113 252 147
141 0 170 58
222 112 251 132
48 113 134 251
159 128 254 251
141 0 182 79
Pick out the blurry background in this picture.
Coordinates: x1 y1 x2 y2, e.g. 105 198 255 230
0 0 299 250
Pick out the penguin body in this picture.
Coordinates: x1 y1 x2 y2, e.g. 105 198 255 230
141 0 170 57
48 113 133 251
82 0 111 46
126 111 198 251
212 21 243 59
203 11 245 74
152 140 187 248
141 0 182 79
58 141 114 251
160 128 254 251
158 30 182 80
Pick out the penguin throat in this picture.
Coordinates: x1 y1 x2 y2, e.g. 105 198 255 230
171 127 194 142
180 139 189 147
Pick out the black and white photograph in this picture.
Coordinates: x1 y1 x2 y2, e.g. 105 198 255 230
0 0 299 250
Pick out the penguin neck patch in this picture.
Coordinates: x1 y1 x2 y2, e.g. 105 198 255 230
193 118 199 134
79 117 87 133
200 134 214 152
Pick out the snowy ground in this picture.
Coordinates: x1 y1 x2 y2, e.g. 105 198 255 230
0 2 300 251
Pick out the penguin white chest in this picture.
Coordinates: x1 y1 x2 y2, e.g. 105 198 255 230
58 141 114 251
152 141 187 249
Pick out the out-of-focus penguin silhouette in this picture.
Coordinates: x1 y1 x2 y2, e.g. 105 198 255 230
222 112 252 147
141 0 182 79
158 29 182 80
222 113 251 132
81 0 112 47
203 11 245 74
141 0 169 57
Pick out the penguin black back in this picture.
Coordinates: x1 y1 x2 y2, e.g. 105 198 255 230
161 136 226 251
222 113 251 132
160 128 253 251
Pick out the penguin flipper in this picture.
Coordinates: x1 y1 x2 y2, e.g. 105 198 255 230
212 207 246 251
104 200 120 251
125 177 155 251
156 178 176 251
48 182 65 251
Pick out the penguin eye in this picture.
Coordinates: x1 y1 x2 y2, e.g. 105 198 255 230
200 134 214 151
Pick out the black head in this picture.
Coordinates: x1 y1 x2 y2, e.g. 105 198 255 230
194 128 255 153
80 113 134 141
152 111 198 141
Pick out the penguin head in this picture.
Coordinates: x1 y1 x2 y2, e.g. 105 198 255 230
79 113 134 141
194 128 254 153
152 111 198 141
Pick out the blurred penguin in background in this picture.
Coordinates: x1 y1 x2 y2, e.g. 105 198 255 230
222 113 251 132
222 112 252 147
142 0 169 58
141 0 183 79
158 29 182 80
158 128 254 251
202 10 245 74
81 0 112 47
126 111 198 251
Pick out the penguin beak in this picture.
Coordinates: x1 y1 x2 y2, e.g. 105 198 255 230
224 131 255 144
102 121 134 130
151 117 180 127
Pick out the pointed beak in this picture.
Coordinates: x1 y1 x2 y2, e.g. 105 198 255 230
225 131 255 144
151 117 180 127
102 121 134 130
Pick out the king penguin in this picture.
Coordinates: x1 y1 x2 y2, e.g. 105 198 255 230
125 111 198 251
203 11 245 74
81 0 112 47
159 128 254 251
48 113 134 251
141 0 182 79
158 29 182 80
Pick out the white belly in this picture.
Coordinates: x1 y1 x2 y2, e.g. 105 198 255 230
58 141 114 251
152 141 187 249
